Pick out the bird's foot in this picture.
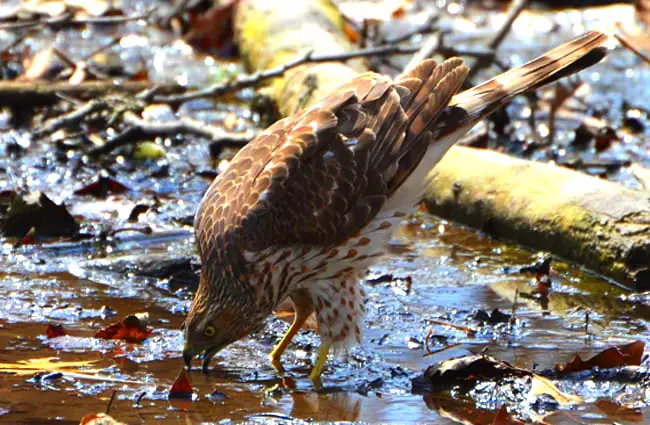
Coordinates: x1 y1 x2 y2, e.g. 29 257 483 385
309 342 330 389
269 353 286 375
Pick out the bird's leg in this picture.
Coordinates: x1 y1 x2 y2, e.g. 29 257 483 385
309 342 331 389
269 289 314 373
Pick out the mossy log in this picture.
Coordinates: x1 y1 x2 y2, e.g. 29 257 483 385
234 0 650 290
425 148 650 289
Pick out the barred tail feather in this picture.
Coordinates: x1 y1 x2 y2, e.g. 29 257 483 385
450 30 609 126
383 30 609 212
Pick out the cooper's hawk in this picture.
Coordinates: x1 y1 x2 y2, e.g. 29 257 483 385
183 31 608 383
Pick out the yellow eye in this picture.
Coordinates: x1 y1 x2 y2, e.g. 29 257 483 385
203 325 216 337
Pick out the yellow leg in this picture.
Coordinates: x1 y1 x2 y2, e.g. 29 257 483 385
269 290 313 373
309 342 331 388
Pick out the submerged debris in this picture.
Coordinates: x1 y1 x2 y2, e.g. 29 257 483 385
2 191 78 238
412 353 583 407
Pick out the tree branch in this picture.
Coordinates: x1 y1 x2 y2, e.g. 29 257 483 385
153 44 494 104
87 112 254 157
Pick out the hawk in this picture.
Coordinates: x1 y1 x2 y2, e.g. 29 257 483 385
183 31 608 383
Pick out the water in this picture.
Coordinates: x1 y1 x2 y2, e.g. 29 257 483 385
2 214 650 424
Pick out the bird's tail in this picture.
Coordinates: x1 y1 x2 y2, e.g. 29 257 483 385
382 31 609 211
449 30 609 128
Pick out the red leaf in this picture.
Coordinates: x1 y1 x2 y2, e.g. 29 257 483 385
492 405 525 425
74 176 130 198
169 367 193 399
17 226 38 246
94 314 152 342
46 323 66 338
555 341 644 374
185 0 238 52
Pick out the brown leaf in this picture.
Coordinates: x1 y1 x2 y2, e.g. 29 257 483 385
595 399 644 422
46 323 66 339
555 341 644 374
80 413 126 425
22 48 66 81
3 191 78 238
414 354 583 406
492 406 525 425
185 0 238 52
94 313 152 342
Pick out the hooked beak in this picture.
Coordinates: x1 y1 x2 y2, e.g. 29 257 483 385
183 347 194 369
201 345 221 374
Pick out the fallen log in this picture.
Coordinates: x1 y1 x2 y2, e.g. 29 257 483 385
425 148 650 289
234 0 650 290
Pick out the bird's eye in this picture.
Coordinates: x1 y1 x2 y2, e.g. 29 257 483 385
203 325 216 337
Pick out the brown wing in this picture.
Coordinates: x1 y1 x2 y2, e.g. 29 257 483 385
194 60 469 276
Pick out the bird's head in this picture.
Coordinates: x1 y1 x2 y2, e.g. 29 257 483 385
182 268 266 373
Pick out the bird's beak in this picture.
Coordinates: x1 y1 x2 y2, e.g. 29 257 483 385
202 345 221 374
183 345 193 369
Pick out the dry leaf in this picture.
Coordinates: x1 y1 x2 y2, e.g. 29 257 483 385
492 406 525 425
46 323 66 339
22 48 66 81
555 341 644 374
80 413 126 425
95 313 152 342
413 354 583 406
529 375 583 406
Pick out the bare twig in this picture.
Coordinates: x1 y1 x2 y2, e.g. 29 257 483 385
467 0 531 80
87 112 254 157
34 98 111 138
0 9 154 31
427 319 477 337
122 113 254 142
547 77 583 143
614 31 650 66
154 44 494 104
0 80 176 107
509 289 519 332
105 390 117 414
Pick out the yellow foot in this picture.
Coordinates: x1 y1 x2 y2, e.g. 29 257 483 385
268 290 313 375
309 343 331 389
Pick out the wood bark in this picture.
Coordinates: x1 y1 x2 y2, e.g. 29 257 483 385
234 0 650 290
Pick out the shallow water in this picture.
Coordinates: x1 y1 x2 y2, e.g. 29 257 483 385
2 214 650 424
